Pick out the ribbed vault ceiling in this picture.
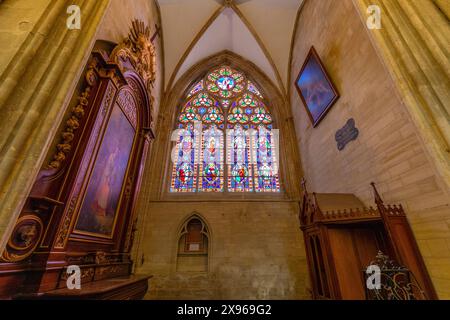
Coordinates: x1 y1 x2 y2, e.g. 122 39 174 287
157 0 304 93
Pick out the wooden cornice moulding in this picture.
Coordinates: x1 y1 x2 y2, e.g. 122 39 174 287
29 196 64 212
299 181 393 228
91 51 128 87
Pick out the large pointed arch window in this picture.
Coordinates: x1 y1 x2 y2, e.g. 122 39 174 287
170 66 280 193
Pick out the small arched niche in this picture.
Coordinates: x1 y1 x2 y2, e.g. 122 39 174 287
176 215 209 273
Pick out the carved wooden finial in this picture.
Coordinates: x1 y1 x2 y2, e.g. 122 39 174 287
110 19 157 92
130 19 151 43
371 182 384 205
301 177 307 193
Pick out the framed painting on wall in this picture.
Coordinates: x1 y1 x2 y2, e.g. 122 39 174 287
295 46 339 127
74 103 136 238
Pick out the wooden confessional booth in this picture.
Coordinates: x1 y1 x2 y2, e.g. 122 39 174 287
299 180 437 300
0 20 156 299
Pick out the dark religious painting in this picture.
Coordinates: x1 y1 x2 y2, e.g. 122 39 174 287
75 103 135 237
295 47 339 127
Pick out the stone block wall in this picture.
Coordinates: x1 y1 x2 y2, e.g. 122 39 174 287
135 201 310 300
290 0 450 298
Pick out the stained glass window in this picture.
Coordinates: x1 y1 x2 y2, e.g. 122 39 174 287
253 125 280 192
170 123 199 192
199 125 224 192
227 125 253 192
170 66 280 193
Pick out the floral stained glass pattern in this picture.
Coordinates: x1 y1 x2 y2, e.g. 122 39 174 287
170 65 280 193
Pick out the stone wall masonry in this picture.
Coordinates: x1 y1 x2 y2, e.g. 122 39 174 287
290 0 450 298
136 201 310 300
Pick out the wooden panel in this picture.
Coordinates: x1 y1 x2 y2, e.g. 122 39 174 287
389 219 436 298
15 275 151 300
353 224 387 268
327 227 365 299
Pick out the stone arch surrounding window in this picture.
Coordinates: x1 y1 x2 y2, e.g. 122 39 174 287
147 50 302 199
176 214 210 273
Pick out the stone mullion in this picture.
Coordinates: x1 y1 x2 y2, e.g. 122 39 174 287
354 0 450 191
0 0 110 252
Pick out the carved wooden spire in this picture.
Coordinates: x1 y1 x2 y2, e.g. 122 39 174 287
370 182 384 206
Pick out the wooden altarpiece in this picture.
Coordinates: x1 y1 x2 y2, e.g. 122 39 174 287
299 180 437 300
0 20 156 299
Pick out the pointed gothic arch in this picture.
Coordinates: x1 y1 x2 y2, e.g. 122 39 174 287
176 213 210 273
170 64 280 193
147 50 302 199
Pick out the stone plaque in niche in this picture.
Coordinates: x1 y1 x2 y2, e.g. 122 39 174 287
335 118 359 151
188 243 200 251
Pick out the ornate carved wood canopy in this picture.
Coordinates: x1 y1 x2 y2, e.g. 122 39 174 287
110 20 157 93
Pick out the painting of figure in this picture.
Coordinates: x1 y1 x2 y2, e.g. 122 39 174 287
75 103 135 237
295 47 339 127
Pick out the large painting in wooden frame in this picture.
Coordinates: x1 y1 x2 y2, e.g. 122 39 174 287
295 46 339 127
74 102 136 238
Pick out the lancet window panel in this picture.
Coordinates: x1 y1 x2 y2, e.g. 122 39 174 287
170 65 280 193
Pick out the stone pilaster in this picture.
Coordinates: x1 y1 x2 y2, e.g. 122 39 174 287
0 0 110 252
